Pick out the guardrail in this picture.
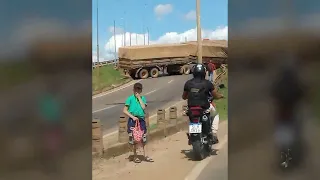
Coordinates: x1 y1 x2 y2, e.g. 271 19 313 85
214 64 228 87
92 59 117 68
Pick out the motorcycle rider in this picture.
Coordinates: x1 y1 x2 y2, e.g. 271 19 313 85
182 63 224 143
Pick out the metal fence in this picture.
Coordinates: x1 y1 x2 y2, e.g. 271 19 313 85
92 59 117 68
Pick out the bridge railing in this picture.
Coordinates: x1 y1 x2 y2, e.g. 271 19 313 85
92 59 117 68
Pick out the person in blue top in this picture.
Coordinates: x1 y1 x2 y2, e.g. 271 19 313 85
123 82 153 163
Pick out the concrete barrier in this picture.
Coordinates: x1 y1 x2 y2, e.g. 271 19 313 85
92 119 104 156
95 105 189 160
118 115 128 143
156 109 167 136
101 117 189 160
169 106 178 131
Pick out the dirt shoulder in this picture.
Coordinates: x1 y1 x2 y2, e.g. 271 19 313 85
93 120 228 180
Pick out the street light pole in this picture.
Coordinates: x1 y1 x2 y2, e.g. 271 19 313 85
147 27 150 45
196 0 202 64
124 11 126 46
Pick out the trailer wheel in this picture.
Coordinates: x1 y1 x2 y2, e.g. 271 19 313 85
180 65 191 75
183 66 191 75
139 69 149 79
150 67 159 78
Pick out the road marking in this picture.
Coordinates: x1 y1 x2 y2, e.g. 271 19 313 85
168 79 174 84
184 134 228 180
93 105 117 113
102 100 186 138
92 80 142 99
103 130 118 137
145 89 157 95
94 88 172 126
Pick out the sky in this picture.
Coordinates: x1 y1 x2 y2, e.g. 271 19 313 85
92 0 228 62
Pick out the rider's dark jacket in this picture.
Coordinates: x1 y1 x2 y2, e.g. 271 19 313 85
184 78 214 110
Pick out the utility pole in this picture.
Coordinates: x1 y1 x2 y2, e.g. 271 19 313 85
113 20 117 63
147 27 150 45
143 3 147 45
196 0 202 63
96 0 100 88
130 32 132 46
121 18 124 46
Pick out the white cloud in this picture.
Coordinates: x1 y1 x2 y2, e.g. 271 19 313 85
96 26 228 62
154 4 173 18
92 51 106 63
185 10 196 21
108 26 124 34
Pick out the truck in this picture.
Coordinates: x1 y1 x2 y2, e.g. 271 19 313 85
118 40 227 79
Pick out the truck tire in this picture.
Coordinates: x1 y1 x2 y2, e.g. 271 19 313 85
180 65 191 75
150 67 159 78
183 66 191 75
139 69 149 79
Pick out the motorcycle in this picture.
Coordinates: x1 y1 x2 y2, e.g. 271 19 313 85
186 105 216 160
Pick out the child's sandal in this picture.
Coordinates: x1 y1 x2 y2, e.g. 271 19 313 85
144 156 154 162
134 157 142 163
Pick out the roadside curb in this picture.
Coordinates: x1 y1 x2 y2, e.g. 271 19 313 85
95 119 189 160
94 118 228 160
100 100 187 148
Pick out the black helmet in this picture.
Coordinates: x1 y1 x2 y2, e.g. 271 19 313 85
192 63 206 79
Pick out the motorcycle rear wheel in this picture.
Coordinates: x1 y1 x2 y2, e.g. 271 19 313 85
192 140 205 161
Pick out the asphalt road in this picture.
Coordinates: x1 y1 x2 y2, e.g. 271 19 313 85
92 74 192 135
197 143 228 180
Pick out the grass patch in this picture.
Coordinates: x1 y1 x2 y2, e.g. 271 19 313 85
215 73 228 120
92 65 129 92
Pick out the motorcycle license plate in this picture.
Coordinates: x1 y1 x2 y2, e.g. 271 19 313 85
189 123 202 133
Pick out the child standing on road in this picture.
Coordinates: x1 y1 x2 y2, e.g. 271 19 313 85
123 82 154 163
